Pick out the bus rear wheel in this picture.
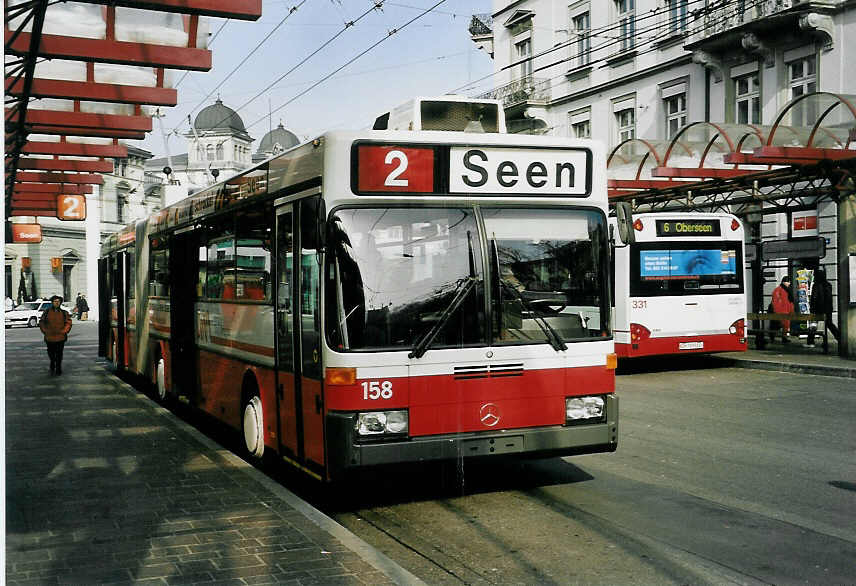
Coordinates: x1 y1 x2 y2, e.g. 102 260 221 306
242 395 265 459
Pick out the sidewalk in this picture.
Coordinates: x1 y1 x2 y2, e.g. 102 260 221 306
5 333 423 585
710 334 856 379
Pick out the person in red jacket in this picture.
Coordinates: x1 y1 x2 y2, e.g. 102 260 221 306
771 276 794 343
39 295 72 375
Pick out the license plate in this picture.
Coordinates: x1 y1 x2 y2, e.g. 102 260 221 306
679 341 704 350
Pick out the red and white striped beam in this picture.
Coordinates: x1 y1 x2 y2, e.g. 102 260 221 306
5 31 212 71
16 158 114 173
7 109 153 133
79 0 262 20
21 140 128 158
6 77 178 107
13 172 104 184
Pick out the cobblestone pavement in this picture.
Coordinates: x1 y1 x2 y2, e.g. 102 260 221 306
5 326 421 585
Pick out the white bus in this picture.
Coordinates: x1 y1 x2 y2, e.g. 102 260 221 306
100 98 619 482
611 212 747 359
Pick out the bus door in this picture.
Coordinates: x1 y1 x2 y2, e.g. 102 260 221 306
275 200 325 472
97 257 110 357
169 231 199 400
111 252 127 367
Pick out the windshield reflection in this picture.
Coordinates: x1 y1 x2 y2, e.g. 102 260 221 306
326 206 608 352
326 208 484 351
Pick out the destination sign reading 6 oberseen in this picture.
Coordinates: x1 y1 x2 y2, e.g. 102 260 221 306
656 219 722 237
449 147 590 196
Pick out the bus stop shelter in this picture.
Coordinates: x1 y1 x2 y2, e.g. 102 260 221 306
607 92 856 359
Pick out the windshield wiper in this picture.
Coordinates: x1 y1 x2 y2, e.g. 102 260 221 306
409 277 477 359
497 278 567 352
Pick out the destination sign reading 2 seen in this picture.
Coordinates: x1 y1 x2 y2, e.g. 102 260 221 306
449 147 589 196
655 219 721 237
353 143 590 196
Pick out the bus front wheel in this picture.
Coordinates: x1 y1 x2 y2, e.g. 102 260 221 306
242 395 265 459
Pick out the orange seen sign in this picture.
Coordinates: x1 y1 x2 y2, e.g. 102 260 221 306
11 224 42 243
56 194 86 220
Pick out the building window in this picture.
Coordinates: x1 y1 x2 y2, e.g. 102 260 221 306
572 11 590 67
573 119 591 139
664 92 687 138
570 108 592 138
789 55 817 126
515 37 532 79
117 192 126 224
789 56 816 99
615 107 635 143
216 143 223 160
615 0 635 51
735 73 760 124
666 0 688 34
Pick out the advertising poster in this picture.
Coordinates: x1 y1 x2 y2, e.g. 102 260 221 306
640 249 737 279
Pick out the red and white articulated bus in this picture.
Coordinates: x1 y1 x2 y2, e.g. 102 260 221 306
100 99 618 481
611 212 747 359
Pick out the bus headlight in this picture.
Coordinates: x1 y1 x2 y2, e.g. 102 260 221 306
355 410 409 436
565 396 605 423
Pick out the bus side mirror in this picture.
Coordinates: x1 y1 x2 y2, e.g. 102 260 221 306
615 202 635 246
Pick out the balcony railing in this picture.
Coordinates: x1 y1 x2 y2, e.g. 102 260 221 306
477 76 551 108
468 13 492 37
688 0 796 44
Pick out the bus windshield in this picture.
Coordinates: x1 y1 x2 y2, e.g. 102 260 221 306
326 206 609 352
630 241 744 296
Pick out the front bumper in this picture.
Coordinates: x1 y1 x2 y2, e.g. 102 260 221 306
327 394 618 479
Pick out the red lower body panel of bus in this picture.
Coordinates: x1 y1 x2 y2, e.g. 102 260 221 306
615 332 747 358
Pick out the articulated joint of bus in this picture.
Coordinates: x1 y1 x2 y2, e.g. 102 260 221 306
324 394 618 479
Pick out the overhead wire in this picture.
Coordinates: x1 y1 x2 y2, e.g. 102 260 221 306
171 0 308 135
244 0 450 133
453 0 735 96
172 18 232 91
519 0 764 99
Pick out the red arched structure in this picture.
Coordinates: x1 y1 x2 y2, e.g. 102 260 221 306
729 92 856 165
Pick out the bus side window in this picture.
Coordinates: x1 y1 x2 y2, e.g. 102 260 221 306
203 219 235 301
236 206 272 301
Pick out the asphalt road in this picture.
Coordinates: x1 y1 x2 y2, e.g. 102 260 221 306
9 323 854 585
323 361 856 585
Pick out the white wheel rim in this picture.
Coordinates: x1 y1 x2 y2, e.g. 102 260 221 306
243 397 264 458
156 358 166 400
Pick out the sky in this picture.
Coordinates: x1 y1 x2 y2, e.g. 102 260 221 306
134 0 496 158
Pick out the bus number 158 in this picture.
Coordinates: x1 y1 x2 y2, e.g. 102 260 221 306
362 380 393 400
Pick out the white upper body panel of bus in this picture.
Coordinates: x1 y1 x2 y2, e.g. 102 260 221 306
612 211 745 242
317 130 608 213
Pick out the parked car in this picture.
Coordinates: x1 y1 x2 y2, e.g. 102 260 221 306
4 299 74 328
5 300 51 328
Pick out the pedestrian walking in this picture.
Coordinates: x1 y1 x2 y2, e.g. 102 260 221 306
78 294 90 321
771 276 794 343
807 268 839 353
39 295 72 375
73 292 82 320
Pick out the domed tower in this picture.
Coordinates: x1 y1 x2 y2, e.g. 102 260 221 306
253 122 300 162
184 98 254 186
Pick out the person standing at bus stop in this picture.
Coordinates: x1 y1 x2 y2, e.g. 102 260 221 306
39 295 72 375
771 276 794 343
77 294 90 321
807 269 838 353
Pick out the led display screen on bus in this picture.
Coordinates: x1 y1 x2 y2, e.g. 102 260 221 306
640 249 737 280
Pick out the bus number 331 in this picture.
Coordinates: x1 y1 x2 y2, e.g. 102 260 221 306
362 380 393 400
